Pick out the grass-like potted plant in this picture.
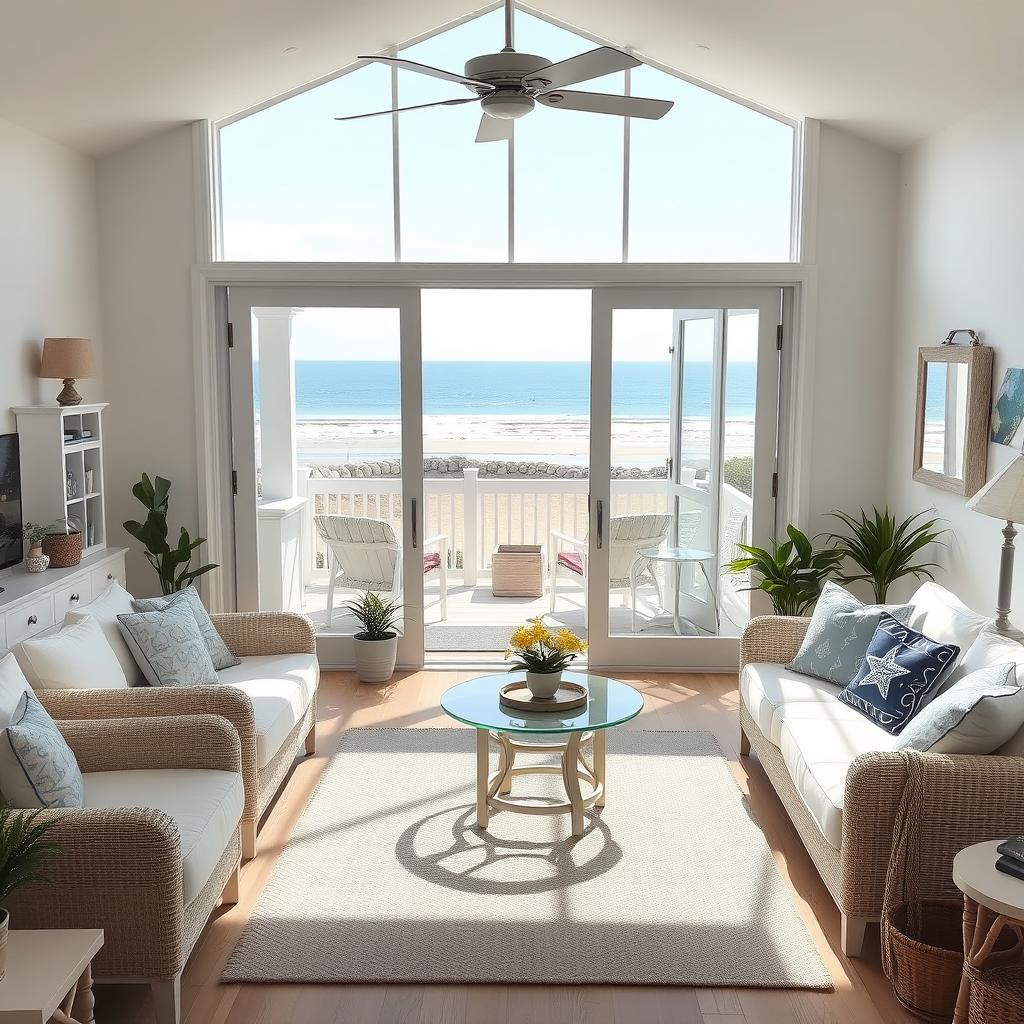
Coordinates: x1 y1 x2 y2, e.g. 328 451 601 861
827 506 947 602
504 616 588 698
0 806 60 980
723 523 845 616
348 592 402 683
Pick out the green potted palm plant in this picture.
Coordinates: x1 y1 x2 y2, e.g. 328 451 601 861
0 806 60 980
724 524 845 616
347 593 402 683
827 507 947 602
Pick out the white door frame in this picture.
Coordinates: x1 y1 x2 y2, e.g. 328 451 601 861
588 285 783 670
225 285 424 668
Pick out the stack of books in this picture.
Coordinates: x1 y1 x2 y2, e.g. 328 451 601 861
996 837 1024 880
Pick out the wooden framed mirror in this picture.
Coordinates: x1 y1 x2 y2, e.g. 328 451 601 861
913 342 993 497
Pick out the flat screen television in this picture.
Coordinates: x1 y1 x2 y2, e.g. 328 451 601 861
0 434 22 572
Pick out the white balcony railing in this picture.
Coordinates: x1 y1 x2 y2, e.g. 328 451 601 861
298 468 752 593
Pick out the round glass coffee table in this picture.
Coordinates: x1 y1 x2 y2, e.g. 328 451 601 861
440 671 644 837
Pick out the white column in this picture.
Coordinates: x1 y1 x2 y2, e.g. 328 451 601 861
254 307 302 500
462 468 479 588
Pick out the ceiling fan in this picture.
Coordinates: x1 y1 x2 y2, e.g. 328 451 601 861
335 0 674 142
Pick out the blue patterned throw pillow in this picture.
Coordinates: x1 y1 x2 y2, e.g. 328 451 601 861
133 586 240 671
117 601 219 687
838 613 960 734
0 689 84 808
788 581 914 687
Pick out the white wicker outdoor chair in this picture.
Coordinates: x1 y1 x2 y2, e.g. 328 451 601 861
549 513 672 629
314 514 448 626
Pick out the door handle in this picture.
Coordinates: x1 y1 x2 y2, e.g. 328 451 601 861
596 499 604 550
411 498 418 549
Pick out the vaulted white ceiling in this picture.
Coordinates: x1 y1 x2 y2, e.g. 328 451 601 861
2 0 1021 156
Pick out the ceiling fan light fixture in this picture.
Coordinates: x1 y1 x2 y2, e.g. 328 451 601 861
480 93 535 120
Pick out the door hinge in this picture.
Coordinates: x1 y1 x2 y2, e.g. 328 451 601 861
227 322 234 349
231 470 238 495
771 471 779 498
776 324 783 351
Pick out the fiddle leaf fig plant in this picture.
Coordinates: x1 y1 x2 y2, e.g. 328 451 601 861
123 473 218 596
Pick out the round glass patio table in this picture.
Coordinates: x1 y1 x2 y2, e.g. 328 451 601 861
440 671 643 837
635 546 719 636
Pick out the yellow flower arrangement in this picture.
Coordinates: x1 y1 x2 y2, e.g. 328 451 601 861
504 616 587 674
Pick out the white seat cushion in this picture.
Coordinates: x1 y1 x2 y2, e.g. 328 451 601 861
740 663 841 745
82 768 243 905
779 712 897 850
216 654 319 769
909 582 991 659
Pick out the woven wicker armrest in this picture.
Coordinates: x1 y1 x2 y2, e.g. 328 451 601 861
6 805 186 978
211 611 317 657
842 750 1024 915
738 615 811 672
60 715 241 774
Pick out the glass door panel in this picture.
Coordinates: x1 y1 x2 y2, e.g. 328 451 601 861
589 287 781 669
227 286 423 668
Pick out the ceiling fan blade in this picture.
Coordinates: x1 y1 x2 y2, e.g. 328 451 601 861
523 46 640 91
358 55 492 90
336 97 480 122
475 114 514 143
537 90 673 120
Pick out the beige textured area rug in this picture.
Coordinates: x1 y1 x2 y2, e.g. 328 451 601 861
223 728 831 989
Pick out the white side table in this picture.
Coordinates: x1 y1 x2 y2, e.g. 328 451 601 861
634 547 719 635
0 929 103 1024
952 840 1024 1024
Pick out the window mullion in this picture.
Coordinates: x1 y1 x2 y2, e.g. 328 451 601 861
390 45 401 262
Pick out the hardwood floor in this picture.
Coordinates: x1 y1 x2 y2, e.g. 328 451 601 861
99 670 917 1024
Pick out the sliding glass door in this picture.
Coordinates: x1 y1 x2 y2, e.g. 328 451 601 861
588 287 781 669
227 286 423 668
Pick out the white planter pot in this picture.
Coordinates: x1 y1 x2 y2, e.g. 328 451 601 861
353 633 399 683
526 669 562 698
0 908 8 981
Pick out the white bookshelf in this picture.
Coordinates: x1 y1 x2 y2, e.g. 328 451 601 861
13 404 109 556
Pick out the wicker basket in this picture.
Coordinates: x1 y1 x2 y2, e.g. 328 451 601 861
969 964 1024 1024
42 530 83 568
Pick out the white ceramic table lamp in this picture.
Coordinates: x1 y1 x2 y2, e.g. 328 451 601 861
39 337 95 406
967 455 1024 640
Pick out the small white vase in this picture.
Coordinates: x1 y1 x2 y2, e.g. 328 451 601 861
25 545 49 573
526 669 562 699
353 633 399 683
0 908 8 981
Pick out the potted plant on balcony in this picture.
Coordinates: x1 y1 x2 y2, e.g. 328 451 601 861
505 616 587 698
348 592 402 683
0 806 60 980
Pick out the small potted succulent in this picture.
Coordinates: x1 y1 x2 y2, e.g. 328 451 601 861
0 806 60 980
21 522 53 573
348 593 402 683
505 616 587 698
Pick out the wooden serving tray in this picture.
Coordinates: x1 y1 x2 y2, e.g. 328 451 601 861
499 680 588 712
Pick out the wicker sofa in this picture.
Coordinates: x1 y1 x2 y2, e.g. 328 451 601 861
739 604 1024 958
7 713 243 1024
35 608 318 860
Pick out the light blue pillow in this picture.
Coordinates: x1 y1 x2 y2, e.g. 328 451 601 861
895 664 1024 753
117 601 219 687
788 581 914 687
133 586 240 671
1 689 84 808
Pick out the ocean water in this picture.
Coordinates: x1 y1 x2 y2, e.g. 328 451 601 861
260 361 759 419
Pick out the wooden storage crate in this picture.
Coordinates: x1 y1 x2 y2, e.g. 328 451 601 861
491 544 544 598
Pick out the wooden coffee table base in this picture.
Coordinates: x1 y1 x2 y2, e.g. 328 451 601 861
475 729 606 837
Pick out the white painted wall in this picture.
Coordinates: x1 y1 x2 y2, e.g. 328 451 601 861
0 117 101 435
888 89 1024 611
806 125 900 526
96 124 198 595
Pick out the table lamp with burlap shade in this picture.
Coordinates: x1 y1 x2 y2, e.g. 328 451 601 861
39 337 95 406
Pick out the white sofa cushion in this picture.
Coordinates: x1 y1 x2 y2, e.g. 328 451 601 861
953 631 1024 754
740 663 840 745
65 583 142 685
217 654 319 768
909 582 991 663
15 616 129 691
82 768 243 905
779 713 897 849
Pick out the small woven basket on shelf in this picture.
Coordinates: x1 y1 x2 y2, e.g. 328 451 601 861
41 530 83 568
882 752 1024 1022
969 964 1024 1024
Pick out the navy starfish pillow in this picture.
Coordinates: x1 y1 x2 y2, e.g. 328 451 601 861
838 612 960 734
